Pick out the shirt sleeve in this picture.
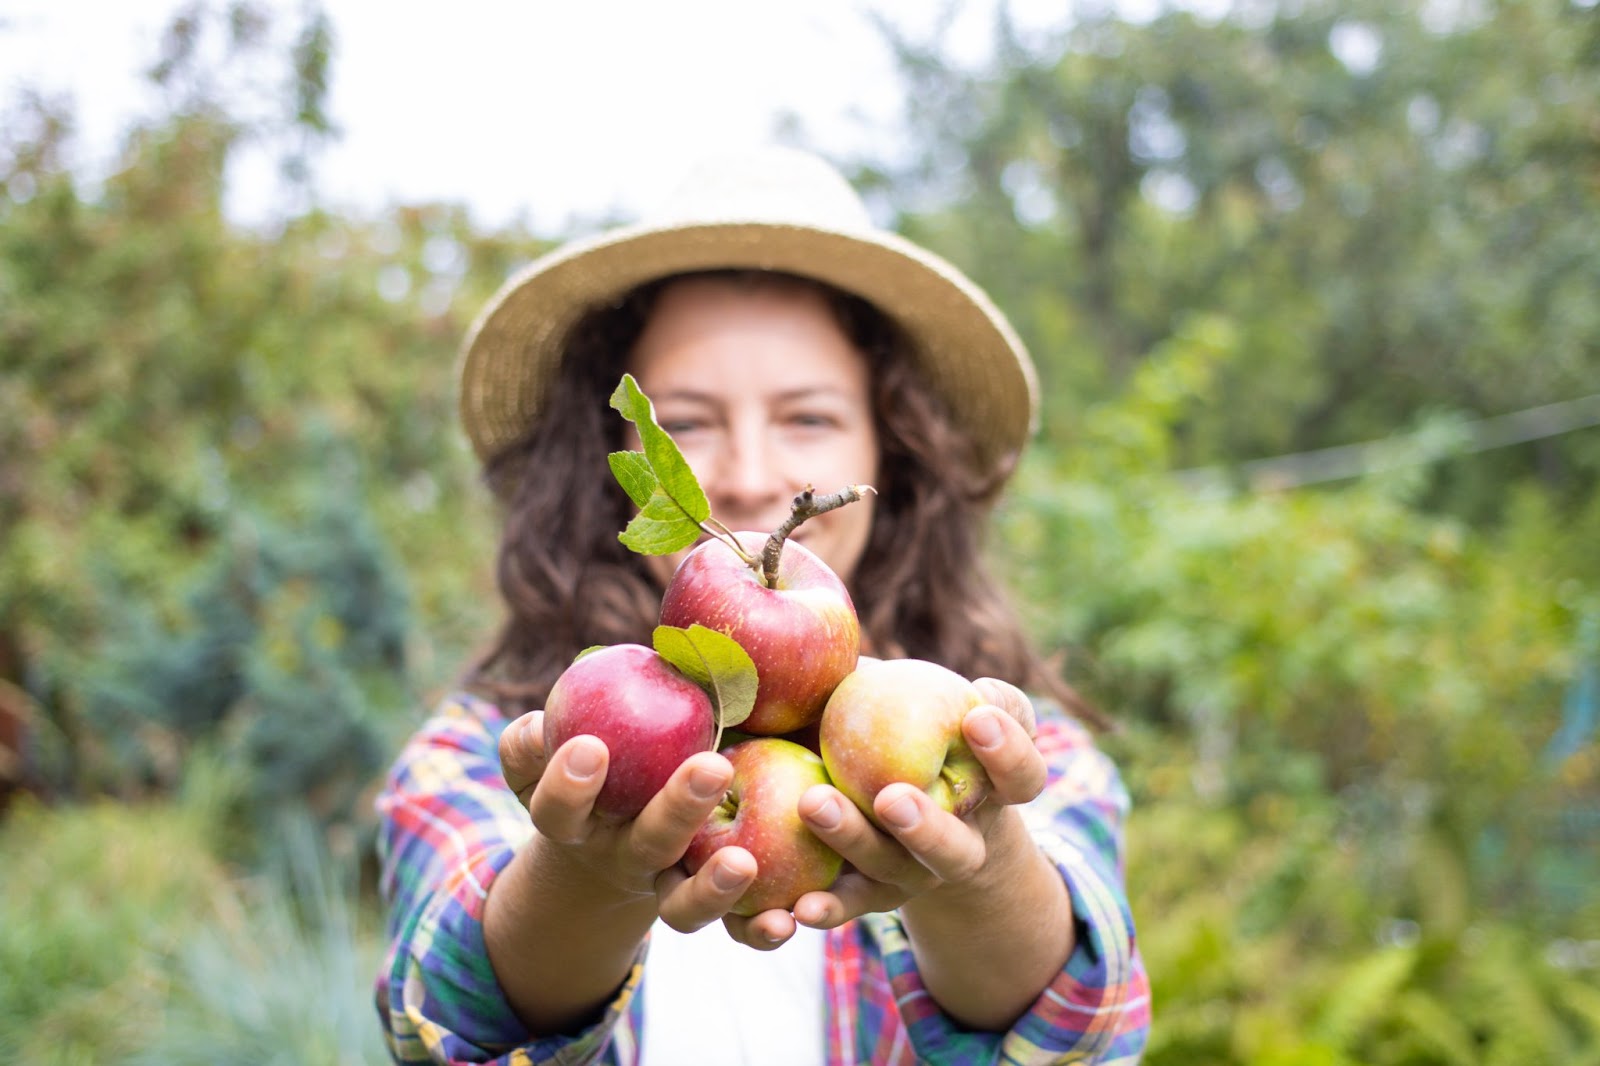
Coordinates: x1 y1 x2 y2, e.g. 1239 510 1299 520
373 694 643 1066
846 708 1151 1065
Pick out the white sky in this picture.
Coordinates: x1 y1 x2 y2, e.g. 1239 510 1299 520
0 0 1082 232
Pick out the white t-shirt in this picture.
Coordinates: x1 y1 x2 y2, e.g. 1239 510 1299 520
639 918 827 1066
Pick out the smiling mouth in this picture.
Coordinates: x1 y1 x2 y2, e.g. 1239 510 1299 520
715 523 814 542
682 528 806 552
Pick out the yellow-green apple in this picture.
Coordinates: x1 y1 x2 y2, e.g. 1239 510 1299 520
542 643 716 821
682 737 844 915
659 531 859 736
819 658 992 823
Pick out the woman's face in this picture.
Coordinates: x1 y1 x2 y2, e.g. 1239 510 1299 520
626 276 880 587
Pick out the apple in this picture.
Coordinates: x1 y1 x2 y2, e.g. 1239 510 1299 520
818 658 992 823
542 643 716 821
778 720 822 757
659 531 859 736
682 737 844 916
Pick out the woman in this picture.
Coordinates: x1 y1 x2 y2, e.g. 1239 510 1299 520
376 148 1149 1065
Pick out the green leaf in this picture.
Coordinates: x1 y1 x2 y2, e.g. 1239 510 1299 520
618 489 703 555
574 645 607 661
607 451 658 509
652 623 758 732
609 374 710 523
1392 990 1479 1065
1313 945 1416 1047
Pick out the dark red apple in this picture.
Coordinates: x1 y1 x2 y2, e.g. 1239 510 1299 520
819 658 991 823
659 532 859 736
683 737 843 916
542 643 716 821
778 720 822 756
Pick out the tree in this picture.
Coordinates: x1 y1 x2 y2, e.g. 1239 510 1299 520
865 0 1600 510
0 3 543 807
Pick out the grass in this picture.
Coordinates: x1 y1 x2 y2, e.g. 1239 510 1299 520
0 799 388 1065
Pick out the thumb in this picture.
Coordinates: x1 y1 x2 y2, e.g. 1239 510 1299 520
498 710 548 805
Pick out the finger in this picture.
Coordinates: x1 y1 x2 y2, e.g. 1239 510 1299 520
722 908 798 951
656 846 757 933
873 783 989 885
526 735 608 844
498 711 548 804
792 872 907 929
963 707 1048 805
625 752 733 871
798 784 932 891
972 678 1037 738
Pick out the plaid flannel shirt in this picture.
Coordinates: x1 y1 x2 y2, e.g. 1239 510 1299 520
375 692 1150 1065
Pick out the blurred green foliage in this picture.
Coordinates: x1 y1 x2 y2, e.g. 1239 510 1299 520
0 5 541 809
998 315 1600 1061
72 460 410 849
2 0 1598 1061
0 801 227 1063
875 0 1600 499
0 800 386 1065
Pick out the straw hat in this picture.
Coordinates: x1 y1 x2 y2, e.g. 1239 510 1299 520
457 147 1039 476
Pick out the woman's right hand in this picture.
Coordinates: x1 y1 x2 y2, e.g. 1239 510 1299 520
497 710 758 930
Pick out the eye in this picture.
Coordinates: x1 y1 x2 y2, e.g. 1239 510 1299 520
658 416 710 436
786 411 840 430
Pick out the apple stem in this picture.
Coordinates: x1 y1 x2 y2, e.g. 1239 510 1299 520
760 484 876 588
701 518 761 568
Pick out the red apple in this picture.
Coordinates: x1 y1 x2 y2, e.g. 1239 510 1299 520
543 643 716 821
683 737 844 916
819 658 991 823
659 531 859 736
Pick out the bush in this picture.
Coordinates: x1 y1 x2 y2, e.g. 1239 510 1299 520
1001 319 1595 927
1120 733 1600 1065
61 453 413 853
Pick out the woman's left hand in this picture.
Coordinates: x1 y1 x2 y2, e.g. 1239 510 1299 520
719 678 1045 948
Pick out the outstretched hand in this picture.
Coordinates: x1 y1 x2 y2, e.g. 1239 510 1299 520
499 677 1044 952
717 678 1046 950
498 711 757 929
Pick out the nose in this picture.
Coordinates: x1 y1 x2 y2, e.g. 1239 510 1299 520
707 418 788 521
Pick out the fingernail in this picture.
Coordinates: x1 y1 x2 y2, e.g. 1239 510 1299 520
690 766 727 801
713 860 748 892
968 709 1004 750
794 901 827 927
880 794 921 830
567 741 603 779
807 795 842 831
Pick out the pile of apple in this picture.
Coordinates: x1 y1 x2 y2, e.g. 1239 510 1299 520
538 376 996 915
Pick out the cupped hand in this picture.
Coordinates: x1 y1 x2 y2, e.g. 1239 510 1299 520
497 711 757 931
718 677 1046 945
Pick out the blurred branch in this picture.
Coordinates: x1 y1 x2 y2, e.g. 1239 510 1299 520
1176 393 1600 497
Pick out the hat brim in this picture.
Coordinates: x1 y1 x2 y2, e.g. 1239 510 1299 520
458 218 1039 476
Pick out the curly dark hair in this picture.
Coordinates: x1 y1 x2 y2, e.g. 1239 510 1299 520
466 270 1105 729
